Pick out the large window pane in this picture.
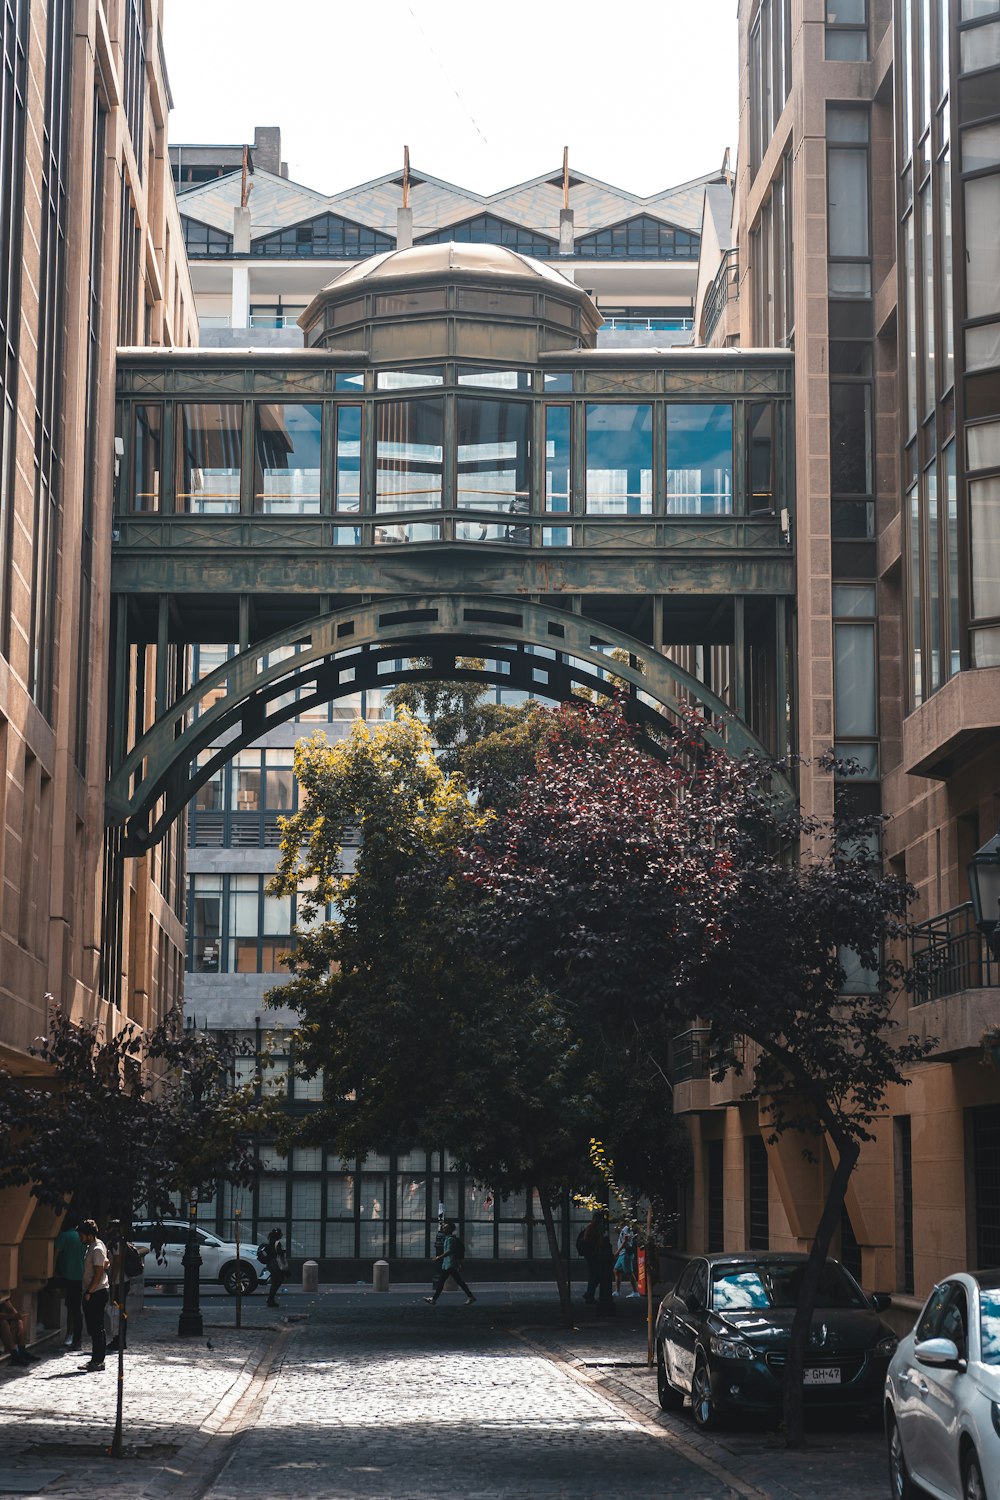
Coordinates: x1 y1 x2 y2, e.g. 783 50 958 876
375 399 443 511
748 403 774 511
335 405 361 511
961 18 1000 70
830 383 872 493
545 406 571 512
971 476 1000 618
909 485 923 705
190 875 222 972
828 149 870 258
456 398 531 512
176 403 242 513
131 404 162 511
928 469 941 692
585 404 652 514
666 404 733 515
253 403 321 513
965 175 1000 319
945 444 960 675
963 121 1000 171
835 623 877 736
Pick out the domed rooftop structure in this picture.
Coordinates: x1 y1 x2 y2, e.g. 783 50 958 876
299 240 602 362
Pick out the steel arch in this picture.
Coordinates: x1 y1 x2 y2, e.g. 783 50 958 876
107 593 790 854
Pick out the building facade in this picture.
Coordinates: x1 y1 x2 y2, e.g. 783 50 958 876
678 0 1000 1308
0 0 196 1331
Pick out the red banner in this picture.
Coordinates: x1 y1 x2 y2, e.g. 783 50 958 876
637 1246 647 1295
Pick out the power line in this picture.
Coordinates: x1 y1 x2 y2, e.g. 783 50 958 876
405 4 489 147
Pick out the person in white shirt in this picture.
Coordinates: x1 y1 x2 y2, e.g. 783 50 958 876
78 1219 110 1371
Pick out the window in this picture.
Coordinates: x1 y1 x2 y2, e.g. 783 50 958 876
894 1117 914 1294
970 476 1000 620
191 874 223 972
375 399 444 511
335 405 361 511
827 108 871 299
417 213 557 257
747 1136 770 1250
131 405 162 511
574 214 699 260
256 212 393 258
585 404 652 514
545 407 571 512
666 404 733 515
749 0 792 173
456 398 531 512
121 0 145 158
833 584 878 776
253 403 322 513
181 217 233 257
0 0 29 656
826 0 868 58
749 405 775 512
830 384 872 493
965 175 1000 320
177 404 243 513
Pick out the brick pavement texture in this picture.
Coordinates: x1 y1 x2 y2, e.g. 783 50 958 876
0 1286 888 1500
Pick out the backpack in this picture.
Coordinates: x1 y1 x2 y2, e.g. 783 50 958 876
124 1243 143 1279
258 1241 271 1267
448 1233 465 1263
575 1229 587 1257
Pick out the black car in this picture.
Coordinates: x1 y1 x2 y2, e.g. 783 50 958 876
654 1252 897 1430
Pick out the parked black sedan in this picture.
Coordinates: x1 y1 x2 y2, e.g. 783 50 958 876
654 1252 897 1430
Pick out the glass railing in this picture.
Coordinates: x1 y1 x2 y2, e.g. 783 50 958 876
600 317 694 332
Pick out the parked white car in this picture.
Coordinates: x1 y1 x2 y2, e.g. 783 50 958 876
131 1220 270 1296
885 1270 1000 1500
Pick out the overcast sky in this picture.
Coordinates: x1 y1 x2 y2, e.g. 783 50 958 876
164 0 739 198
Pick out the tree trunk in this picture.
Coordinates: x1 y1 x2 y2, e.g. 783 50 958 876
537 1186 573 1328
781 1136 861 1448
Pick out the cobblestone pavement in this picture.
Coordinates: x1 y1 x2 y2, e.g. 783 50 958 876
0 1286 888 1500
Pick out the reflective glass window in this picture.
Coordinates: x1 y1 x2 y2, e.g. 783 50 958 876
336 405 361 511
968 418 1000 470
190 874 222 972
376 368 445 390
456 398 531 512
666 404 733 515
545 406 571 512
585 404 652 514
375 399 444 511
176 403 242 513
830 384 872 493
941 150 954 394
961 19 1000 70
131 404 162 511
963 121 1000 171
456 368 532 390
748 403 774 512
971 476 1000 618
962 0 1000 16
928 467 941 691
965 176 1000 319
544 372 574 392
835 623 877 736
253 403 321 513
828 150 870 257
909 485 923 705
335 371 365 392
374 521 442 543
967 322 1000 372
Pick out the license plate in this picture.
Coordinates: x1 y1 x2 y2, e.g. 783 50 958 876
803 1367 841 1386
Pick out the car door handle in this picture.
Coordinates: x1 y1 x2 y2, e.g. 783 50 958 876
916 1380 929 1395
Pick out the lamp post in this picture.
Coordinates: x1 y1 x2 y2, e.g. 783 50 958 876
967 827 1000 961
178 1188 203 1337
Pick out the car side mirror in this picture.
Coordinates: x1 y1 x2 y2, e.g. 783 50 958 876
914 1337 966 1372
685 1293 704 1314
871 1292 893 1312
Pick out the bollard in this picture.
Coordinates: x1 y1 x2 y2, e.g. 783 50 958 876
373 1259 390 1293
302 1259 319 1294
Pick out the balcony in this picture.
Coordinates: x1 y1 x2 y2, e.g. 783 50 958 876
669 1027 745 1113
702 248 739 344
909 903 1000 1059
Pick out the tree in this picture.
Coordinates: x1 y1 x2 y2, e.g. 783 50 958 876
267 713 607 1325
0 1004 278 1227
461 698 932 1444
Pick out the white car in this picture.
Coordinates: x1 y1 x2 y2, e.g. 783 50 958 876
131 1220 270 1296
885 1270 1000 1500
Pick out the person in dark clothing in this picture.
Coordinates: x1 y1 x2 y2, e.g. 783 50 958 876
597 1224 616 1316
424 1222 475 1305
577 1212 603 1304
105 1221 131 1352
78 1219 109 1371
54 1218 85 1350
265 1227 288 1308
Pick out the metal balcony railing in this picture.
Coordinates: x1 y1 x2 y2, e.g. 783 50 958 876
669 1027 745 1084
600 316 694 332
702 248 739 343
911 902 999 1004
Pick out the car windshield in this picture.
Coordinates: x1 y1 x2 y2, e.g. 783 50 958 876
980 1289 1000 1364
712 1261 867 1312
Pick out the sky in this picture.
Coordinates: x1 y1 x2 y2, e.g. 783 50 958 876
163 0 739 198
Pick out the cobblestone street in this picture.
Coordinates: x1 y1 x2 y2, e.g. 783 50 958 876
0 1286 888 1500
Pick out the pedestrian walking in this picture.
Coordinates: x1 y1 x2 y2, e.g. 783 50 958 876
105 1220 144 1351
424 1221 475 1305
0 1293 32 1366
576 1211 603 1304
264 1227 288 1308
78 1219 110 1371
54 1217 85 1350
614 1223 640 1298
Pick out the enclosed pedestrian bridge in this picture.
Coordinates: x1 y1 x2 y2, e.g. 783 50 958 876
109 243 795 870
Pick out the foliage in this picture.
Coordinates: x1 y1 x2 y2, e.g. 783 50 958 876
0 1003 279 1227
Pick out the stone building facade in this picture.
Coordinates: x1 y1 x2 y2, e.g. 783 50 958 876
0 0 195 1331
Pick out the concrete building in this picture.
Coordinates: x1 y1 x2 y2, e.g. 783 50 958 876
675 0 1000 1307
0 0 196 1332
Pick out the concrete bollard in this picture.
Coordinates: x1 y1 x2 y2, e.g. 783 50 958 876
373 1259 390 1293
302 1259 319 1294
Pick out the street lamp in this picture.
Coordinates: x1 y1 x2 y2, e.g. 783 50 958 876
178 1188 203 1337
967 827 1000 960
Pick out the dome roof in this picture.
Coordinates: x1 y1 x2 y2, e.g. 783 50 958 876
318 241 584 296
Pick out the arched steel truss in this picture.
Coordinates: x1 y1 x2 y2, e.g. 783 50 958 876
107 593 791 855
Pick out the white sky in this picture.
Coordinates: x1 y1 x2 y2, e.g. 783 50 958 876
163 0 739 198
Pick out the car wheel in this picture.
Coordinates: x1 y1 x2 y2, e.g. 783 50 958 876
963 1450 986 1500
656 1340 684 1412
886 1413 914 1500
221 1263 258 1297
690 1351 719 1431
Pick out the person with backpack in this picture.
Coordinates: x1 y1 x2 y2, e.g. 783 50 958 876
424 1221 475 1305
576 1211 603 1304
263 1227 288 1308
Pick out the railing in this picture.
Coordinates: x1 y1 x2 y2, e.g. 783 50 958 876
702 248 739 343
198 315 231 329
911 902 999 1004
669 1027 745 1084
600 316 694 333
249 314 303 329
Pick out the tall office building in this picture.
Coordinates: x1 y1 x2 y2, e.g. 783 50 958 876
0 0 196 1332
